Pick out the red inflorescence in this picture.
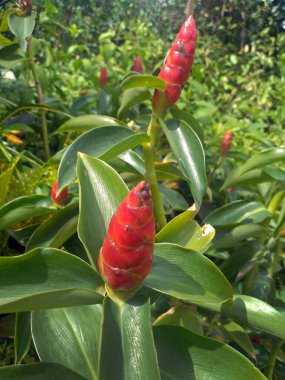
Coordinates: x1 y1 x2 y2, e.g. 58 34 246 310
220 130 233 156
98 181 155 291
51 180 69 206
132 55 143 73
99 67 108 87
153 15 197 114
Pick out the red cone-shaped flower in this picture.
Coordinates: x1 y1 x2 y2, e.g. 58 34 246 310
51 180 69 206
99 67 107 87
98 181 155 291
220 130 233 156
132 55 143 73
153 15 197 114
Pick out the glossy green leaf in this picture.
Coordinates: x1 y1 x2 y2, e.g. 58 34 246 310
160 185 188 211
154 162 187 181
58 126 148 191
0 195 53 231
121 74 166 90
156 208 215 252
77 154 128 267
214 295 285 340
100 296 161 380
56 114 124 133
8 12 36 51
0 247 102 313
15 312 31 364
205 201 272 226
32 305 103 380
26 201 79 251
213 224 267 249
154 326 266 380
170 106 204 143
144 243 232 306
154 305 203 335
222 321 256 358
0 363 87 380
114 150 146 175
118 87 151 118
222 148 285 189
160 119 207 210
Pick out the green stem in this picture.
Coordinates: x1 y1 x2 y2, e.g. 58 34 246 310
267 338 283 380
27 37 50 160
143 113 167 231
269 239 282 276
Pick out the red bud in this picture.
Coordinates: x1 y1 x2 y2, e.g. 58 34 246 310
220 130 233 156
51 180 69 206
153 15 197 114
99 67 107 87
98 181 155 291
132 55 143 73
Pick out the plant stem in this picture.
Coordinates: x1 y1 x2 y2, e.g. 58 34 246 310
143 114 167 231
27 37 50 160
267 338 283 380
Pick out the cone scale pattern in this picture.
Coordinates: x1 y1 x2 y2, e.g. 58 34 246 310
98 181 155 291
153 15 197 114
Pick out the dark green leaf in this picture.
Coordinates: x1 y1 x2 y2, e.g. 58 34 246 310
26 201 79 251
118 88 151 118
14 312 31 364
205 201 272 226
160 119 207 210
100 296 161 380
58 126 148 191
0 195 53 231
0 248 102 313
77 154 128 267
170 107 204 143
144 243 232 306
154 326 266 380
0 363 87 380
32 305 103 380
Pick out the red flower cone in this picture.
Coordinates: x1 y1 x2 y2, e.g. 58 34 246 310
98 181 155 291
99 67 107 87
153 15 197 114
220 130 233 156
132 55 143 73
51 180 69 206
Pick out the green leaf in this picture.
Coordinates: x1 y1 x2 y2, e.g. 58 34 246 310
0 43 22 61
154 326 266 380
156 208 215 252
154 162 187 181
214 295 285 340
32 305 103 380
221 321 256 358
26 201 79 251
213 224 267 249
58 126 148 191
0 195 53 231
154 305 203 335
170 106 204 144
0 363 87 380
160 119 207 210
117 88 151 118
100 296 161 380
15 312 31 364
222 148 285 189
144 243 232 306
77 154 128 267
0 248 102 313
160 185 188 211
56 115 124 133
121 74 166 90
8 12 36 51
205 201 272 226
